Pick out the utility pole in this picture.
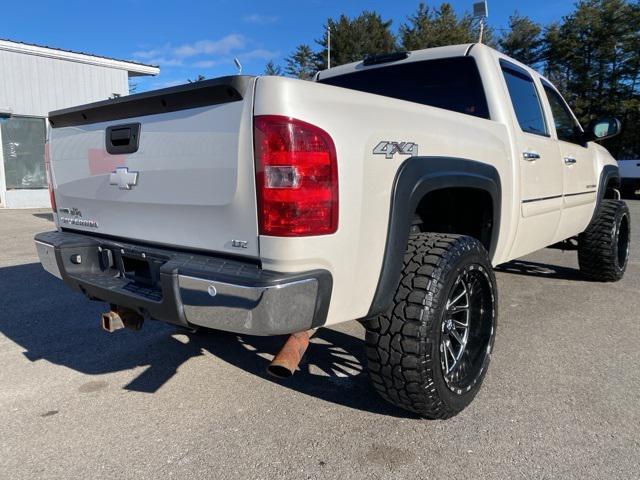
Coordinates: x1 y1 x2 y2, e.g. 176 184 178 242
473 1 488 44
327 25 331 69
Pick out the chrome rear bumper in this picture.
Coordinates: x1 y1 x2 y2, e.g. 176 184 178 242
177 274 320 335
35 231 331 335
35 239 62 279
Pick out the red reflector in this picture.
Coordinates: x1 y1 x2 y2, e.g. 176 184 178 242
254 115 338 236
44 142 57 212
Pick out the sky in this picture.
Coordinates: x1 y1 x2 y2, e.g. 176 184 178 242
1 0 577 92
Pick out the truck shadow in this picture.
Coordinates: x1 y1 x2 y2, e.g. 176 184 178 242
0 262 415 418
32 212 54 221
496 259 584 281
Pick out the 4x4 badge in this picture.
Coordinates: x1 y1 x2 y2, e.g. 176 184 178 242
373 141 419 159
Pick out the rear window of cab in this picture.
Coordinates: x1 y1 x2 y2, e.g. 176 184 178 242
317 56 490 120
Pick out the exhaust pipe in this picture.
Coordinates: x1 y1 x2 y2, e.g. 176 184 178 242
267 330 314 379
101 307 144 333
101 311 124 333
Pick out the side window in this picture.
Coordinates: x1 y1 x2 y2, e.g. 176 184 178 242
500 62 548 136
542 84 583 144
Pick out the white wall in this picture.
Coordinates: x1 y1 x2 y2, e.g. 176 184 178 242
0 48 128 117
0 129 5 206
0 48 129 208
3 189 50 209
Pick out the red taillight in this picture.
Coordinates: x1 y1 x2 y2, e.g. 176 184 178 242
254 115 338 236
44 142 57 212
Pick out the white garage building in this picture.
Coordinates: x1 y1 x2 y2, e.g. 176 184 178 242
0 39 159 208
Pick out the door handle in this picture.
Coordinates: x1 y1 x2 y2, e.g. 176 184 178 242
564 156 577 165
522 151 540 161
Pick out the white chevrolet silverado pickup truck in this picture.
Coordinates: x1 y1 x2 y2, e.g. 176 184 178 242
35 43 630 418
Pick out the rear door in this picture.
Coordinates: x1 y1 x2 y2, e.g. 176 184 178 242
540 81 597 233
48 76 260 257
500 60 563 257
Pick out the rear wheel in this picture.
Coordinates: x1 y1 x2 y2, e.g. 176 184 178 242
364 233 497 419
578 200 630 282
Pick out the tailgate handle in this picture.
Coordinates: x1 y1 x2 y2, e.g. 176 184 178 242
106 123 141 154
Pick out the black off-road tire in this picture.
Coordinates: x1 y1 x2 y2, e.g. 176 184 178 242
364 233 497 419
578 200 630 282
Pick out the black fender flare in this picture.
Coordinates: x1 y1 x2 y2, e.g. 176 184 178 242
366 156 502 318
590 164 620 222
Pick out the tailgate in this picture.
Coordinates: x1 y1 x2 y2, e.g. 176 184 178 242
48 76 259 257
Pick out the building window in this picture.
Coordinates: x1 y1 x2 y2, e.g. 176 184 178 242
1 116 47 189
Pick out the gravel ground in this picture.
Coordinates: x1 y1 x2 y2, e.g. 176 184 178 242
0 202 638 479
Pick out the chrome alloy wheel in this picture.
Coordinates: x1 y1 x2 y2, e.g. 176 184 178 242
441 275 471 375
440 264 495 394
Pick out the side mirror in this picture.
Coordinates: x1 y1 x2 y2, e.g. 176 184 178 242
587 117 622 142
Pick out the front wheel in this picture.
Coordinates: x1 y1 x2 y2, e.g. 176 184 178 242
578 199 630 282
364 233 497 419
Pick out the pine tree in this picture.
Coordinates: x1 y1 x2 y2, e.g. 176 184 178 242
285 45 319 80
399 3 433 50
430 3 467 45
499 13 543 66
542 0 640 157
399 3 495 50
316 11 396 69
264 60 283 76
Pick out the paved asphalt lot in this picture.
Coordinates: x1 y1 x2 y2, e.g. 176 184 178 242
1 202 639 480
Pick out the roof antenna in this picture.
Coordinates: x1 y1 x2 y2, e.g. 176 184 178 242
472 1 488 44
233 57 242 74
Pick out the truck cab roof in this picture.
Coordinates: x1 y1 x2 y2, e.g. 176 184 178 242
316 43 476 81
316 43 546 87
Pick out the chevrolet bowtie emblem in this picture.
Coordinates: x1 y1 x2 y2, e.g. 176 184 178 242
109 167 138 190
